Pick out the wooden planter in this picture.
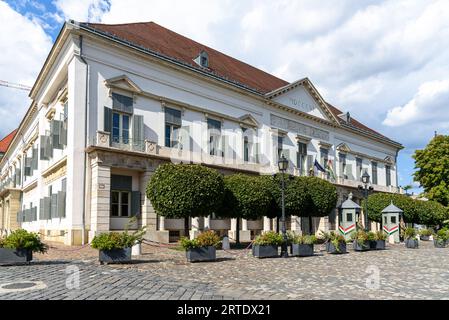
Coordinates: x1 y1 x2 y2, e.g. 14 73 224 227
291 244 314 257
252 245 279 258
0 248 32 265
405 239 419 249
326 242 347 254
99 247 132 264
186 246 216 262
353 241 370 251
434 240 448 248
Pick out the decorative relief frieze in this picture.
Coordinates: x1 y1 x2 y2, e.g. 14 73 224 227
270 114 329 141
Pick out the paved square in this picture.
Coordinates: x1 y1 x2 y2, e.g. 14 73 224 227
0 240 448 300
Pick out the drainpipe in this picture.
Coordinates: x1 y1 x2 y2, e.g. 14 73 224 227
395 150 399 194
79 35 89 245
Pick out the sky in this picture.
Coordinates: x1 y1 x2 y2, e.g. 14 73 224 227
2 0 449 194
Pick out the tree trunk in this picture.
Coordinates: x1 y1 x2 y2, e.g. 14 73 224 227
276 216 280 233
308 216 313 235
184 217 190 238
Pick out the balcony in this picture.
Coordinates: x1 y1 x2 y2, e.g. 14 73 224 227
90 131 263 173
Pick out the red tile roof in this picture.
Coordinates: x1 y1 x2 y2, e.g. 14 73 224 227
80 21 399 146
0 129 17 153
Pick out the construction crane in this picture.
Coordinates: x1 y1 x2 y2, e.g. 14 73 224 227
0 80 32 91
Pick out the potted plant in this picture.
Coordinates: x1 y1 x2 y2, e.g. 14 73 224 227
91 223 145 264
0 229 48 264
372 231 387 250
404 227 418 249
419 229 432 241
252 231 283 258
180 230 221 262
320 231 347 254
350 230 370 251
434 228 449 248
289 233 317 257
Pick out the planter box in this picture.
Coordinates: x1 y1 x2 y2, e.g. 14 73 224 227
326 242 347 254
291 244 314 257
420 235 430 241
99 247 132 264
353 241 370 251
0 248 32 265
252 245 279 258
369 240 386 250
434 240 448 248
405 239 419 249
186 246 216 262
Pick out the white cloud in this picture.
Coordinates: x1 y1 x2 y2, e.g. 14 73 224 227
0 1 53 137
383 79 449 127
53 0 110 22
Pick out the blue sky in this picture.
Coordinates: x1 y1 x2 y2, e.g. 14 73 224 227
2 0 449 195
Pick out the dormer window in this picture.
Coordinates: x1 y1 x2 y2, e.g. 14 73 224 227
194 50 209 68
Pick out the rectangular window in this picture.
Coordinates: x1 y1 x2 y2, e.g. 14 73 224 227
297 142 307 176
208 118 222 156
111 190 130 217
346 213 353 222
112 112 130 144
242 128 255 163
277 136 284 160
391 216 396 224
386 165 391 186
371 161 378 185
165 107 182 148
384 216 387 225
356 157 363 181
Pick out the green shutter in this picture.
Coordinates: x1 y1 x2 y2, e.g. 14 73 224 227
60 121 67 146
15 168 21 186
131 191 141 216
104 106 112 133
132 115 144 151
57 191 66 218
45 135 53 159
51 120 63 150
39 199 45 220
32 148 38 170
44 197 51 219
50 194 58 219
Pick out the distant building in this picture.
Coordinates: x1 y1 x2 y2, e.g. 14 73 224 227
0 21 403 244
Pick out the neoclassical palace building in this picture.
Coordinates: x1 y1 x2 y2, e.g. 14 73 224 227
0 21 403 245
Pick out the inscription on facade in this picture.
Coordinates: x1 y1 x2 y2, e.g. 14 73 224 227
270 114 329 141
288 98 315 113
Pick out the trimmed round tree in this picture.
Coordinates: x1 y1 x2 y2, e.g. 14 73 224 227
220 174 273 244
146 163 225 236
415 200 449 227
363 193 419 224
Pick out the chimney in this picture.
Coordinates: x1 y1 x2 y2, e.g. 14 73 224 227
346 112 351 123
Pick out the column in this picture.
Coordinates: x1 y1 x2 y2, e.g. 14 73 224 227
263 216 271 232
228 218 238 241
159 216 165 231
190 217 201 239
140 171 157 230
290 215 301 234
88 161 111 241
240 218 251 242
204 215 211 230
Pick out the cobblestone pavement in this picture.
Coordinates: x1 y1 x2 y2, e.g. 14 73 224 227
1 240 448 300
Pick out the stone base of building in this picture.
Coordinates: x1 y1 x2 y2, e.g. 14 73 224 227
40 228 88 246
228 230 251 242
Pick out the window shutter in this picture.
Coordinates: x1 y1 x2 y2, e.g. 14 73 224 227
307 155 314 175
131 191 141 216
24 157 32 176
40 136 48 160
111 175 132 191
345 163 354 180
44 197 51 219
254 141 260 164
104 106 113 133
284 149 291 169
51 120 63 150
15 168 21 186
16 210 22 223
112 93 133 114
59 121 67 146
12 174 16 187
165 107 182 126
32 207 37 221
45 135 53 159
39 199 45 220
51 194 58 219
57 191 66 218
132 115 144 151
32 148 38 170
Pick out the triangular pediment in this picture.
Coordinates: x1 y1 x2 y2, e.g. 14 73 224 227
239 114 259 127
384 156 395 164
266 78 339 124
337 143 351 153
104 75 142 94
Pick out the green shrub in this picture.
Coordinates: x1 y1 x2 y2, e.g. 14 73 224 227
374 231 387 241
146 163 225 219
419 228 433 237
319 230 346 244
367 231 376 241
434 228 449 245
253 231 284 246
289 233 317 245
0 229 48 253
350 229 369 247
91 227 145 251
180 230 221 250
404 227 417 240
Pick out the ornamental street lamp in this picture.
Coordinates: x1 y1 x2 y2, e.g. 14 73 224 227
358 171 374 231
278 154 289 258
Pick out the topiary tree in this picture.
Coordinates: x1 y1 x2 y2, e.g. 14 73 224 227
219 174 273 244
415 200 449 227
363 193 420 224
146 163 225 236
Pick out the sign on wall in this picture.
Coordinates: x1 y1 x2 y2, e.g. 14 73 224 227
270 114 330 141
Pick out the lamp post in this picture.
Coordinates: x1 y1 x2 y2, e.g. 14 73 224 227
358 171 374 231
278 154 289 258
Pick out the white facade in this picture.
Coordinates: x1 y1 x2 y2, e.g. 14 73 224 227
0 21 403 245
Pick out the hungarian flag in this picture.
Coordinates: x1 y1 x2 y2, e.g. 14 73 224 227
325 159 336 181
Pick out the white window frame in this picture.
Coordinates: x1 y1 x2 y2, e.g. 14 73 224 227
111 190 131 217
